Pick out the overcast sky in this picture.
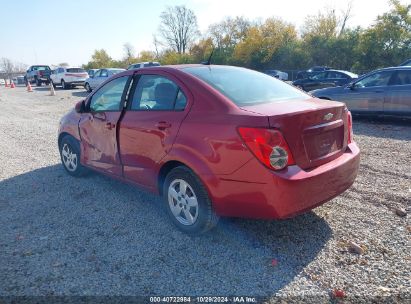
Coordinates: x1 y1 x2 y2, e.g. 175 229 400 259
0 0 394 67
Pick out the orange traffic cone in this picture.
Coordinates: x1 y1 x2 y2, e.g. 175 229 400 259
10 81 15 88
27 82 33 92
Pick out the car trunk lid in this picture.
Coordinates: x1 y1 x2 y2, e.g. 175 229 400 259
240 98 348 170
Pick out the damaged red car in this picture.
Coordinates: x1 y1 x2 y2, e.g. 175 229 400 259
58 65 360 234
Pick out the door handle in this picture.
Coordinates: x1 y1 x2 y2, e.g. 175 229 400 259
105 122 115 130
155 121 172 130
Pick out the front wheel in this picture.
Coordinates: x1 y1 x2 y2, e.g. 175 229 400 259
59 136 87 177
163 166 219 234
61 79 67 89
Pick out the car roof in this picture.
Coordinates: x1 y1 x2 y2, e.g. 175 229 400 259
378 66 411 71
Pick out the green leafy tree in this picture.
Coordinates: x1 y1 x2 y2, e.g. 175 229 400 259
356 0 411 70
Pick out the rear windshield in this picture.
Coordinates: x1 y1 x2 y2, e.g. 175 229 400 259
184 66 308 106
67 68 86 73
33 66 50 71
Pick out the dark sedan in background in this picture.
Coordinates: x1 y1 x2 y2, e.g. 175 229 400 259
292 70 358 91
311 66 411 117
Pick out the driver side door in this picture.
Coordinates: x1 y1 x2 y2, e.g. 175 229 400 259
344 70 393 113
79 75 131 176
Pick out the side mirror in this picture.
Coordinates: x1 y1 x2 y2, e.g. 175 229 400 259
75 100 86 113
347 83 356 90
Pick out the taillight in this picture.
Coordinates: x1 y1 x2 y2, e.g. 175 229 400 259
238 127 295 170
347 111 354 144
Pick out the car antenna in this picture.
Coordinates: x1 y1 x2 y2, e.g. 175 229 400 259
202 48 215 65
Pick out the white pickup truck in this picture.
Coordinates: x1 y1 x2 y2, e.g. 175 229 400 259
50 67 89 89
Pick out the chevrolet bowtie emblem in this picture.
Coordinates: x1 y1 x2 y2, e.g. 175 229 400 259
323 113 334 121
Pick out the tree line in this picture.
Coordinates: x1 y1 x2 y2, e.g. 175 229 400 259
83 0 410 75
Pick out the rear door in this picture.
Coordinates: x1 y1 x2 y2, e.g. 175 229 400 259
343 70 394 113
119 72 191 189
79 75 131 176
384 69 411 116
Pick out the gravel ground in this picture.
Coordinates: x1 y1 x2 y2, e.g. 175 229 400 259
0 85 410 302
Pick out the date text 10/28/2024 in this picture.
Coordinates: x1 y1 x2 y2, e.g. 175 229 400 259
149 296 257 303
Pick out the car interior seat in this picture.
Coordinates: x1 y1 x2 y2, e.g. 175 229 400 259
154 83 177 110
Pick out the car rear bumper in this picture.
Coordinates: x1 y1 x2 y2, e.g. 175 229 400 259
207 142 360 219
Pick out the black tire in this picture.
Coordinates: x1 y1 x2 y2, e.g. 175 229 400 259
59 135 88 177
85 82 92 93
36 78 42 86
163 166 219 234
61 79 67 89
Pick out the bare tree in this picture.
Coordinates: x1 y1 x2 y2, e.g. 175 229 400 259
158 5 199 53
153 35 161 59
58 62 69 67
339 0 354 36
123 43 135 65
1 58 15 81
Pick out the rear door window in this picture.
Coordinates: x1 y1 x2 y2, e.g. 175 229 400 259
390 70 411 86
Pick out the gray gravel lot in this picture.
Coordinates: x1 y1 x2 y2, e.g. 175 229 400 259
0 85 410 302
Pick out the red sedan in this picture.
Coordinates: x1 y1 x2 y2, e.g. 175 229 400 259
58 65 360 234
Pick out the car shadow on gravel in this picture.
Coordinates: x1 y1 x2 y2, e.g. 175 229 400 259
0 165 332 296
353 117 411 141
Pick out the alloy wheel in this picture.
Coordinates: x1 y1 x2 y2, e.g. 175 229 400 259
168 179 199 226
61 143 78 172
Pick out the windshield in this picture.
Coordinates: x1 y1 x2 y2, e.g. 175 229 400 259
67 68 86 73
184 66 308 106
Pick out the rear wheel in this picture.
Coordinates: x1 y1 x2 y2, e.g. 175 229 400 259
163 166 219 234
59 136 87 177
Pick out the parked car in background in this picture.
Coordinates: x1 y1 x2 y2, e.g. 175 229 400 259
264 69 288 80
84 68 125 92
400 59 411 66
16 76 25 85
0 79 5 85
25 65 51 86
58 65 359 234
87 69 99 78
293 70 358 91
310 66 411 118
50 67 89 89
127 61 161 70
296 66 331 80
